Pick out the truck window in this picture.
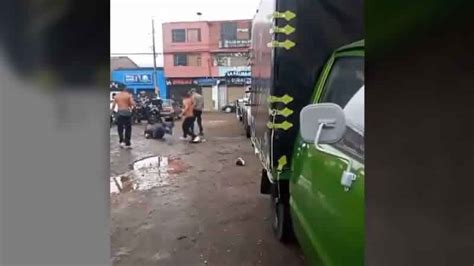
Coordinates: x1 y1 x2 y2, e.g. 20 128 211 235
320 56 364 108
320 56 364 160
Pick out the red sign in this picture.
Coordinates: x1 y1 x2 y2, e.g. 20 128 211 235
166 78 194 85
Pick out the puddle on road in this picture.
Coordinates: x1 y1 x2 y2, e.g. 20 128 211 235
110 156 186 194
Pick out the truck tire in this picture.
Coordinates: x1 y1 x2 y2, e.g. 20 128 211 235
270 182 294 242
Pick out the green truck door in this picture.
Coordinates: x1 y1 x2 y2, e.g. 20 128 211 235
290 55 365 266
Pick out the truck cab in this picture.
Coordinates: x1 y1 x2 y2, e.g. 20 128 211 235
269 40 364 266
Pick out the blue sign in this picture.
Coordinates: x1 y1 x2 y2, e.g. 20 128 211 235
226 77 251 86
195 78 218 86
124 74 153 84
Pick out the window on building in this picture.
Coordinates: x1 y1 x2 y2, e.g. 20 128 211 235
221 22 237 40
236 27 250 40
213 53 249 66
173 54 202 66
187 29 201 42
172 29 186 42
174 53 188 66
187 54 202 66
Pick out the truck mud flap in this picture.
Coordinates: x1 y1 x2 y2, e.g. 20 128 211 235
260 169 272 194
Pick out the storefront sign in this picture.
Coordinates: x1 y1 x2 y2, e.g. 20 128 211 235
225 70 251 77
124 74 152 84
195 78 218 86
226 77 251 86
166 78 194 85
219 39 251 48
218 66 250 77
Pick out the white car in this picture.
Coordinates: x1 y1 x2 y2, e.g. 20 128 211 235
244 99 251 138
235 97 248 122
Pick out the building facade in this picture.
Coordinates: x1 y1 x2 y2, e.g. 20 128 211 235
111 67 168 99
162 20 251 111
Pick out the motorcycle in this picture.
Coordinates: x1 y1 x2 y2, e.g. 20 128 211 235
110 111 116 127
146 101 162 124
132 102 147 124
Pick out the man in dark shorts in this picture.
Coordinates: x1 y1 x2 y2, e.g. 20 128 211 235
111 87 135 148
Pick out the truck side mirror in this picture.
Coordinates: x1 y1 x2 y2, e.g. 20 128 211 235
300 103 346 144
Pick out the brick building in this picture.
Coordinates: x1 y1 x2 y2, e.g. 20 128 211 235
162 20 251 111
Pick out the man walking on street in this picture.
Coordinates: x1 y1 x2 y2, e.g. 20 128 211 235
111 87 135 149
180 92 200 143
190 88 204 136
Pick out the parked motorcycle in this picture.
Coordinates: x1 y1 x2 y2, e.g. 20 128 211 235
110 111 116 127
146 102 162 124
132 102 147 124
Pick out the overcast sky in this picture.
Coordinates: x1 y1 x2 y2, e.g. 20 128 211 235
111 0 260 67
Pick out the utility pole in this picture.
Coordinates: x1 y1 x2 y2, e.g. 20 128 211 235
151 18 159 98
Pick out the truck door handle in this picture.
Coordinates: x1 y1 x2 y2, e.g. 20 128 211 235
313 137 356 192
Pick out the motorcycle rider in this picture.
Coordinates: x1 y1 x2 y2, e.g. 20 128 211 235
134 91 150 122
137 91 150 105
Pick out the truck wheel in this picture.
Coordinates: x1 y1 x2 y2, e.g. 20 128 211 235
270 183 293 242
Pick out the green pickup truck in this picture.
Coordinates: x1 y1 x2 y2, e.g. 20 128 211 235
249 0 364 264
288 42 364 266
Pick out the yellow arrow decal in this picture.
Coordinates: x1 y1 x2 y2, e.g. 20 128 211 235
270 25 296 35
269 107 294 118
268 94 294 104
267 121 293 130
277 156 288 171
267 40 296 50
268 10 296 21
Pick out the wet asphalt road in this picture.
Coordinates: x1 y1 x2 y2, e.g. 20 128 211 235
110 112 306 266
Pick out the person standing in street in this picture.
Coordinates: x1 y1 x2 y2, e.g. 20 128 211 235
180 92 200 143
111 87 135 149
190 88 204 136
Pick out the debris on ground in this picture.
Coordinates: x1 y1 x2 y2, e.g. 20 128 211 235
235 157 246 166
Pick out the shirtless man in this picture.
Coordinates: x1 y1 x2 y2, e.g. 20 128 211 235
111 88 135 148
180 92 200 143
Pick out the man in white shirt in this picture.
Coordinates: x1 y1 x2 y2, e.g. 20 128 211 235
190 88 204 136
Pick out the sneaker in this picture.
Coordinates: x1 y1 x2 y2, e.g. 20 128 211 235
119 142 125 148
180 136 188 141
191 136 201 143
125 144 132 149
